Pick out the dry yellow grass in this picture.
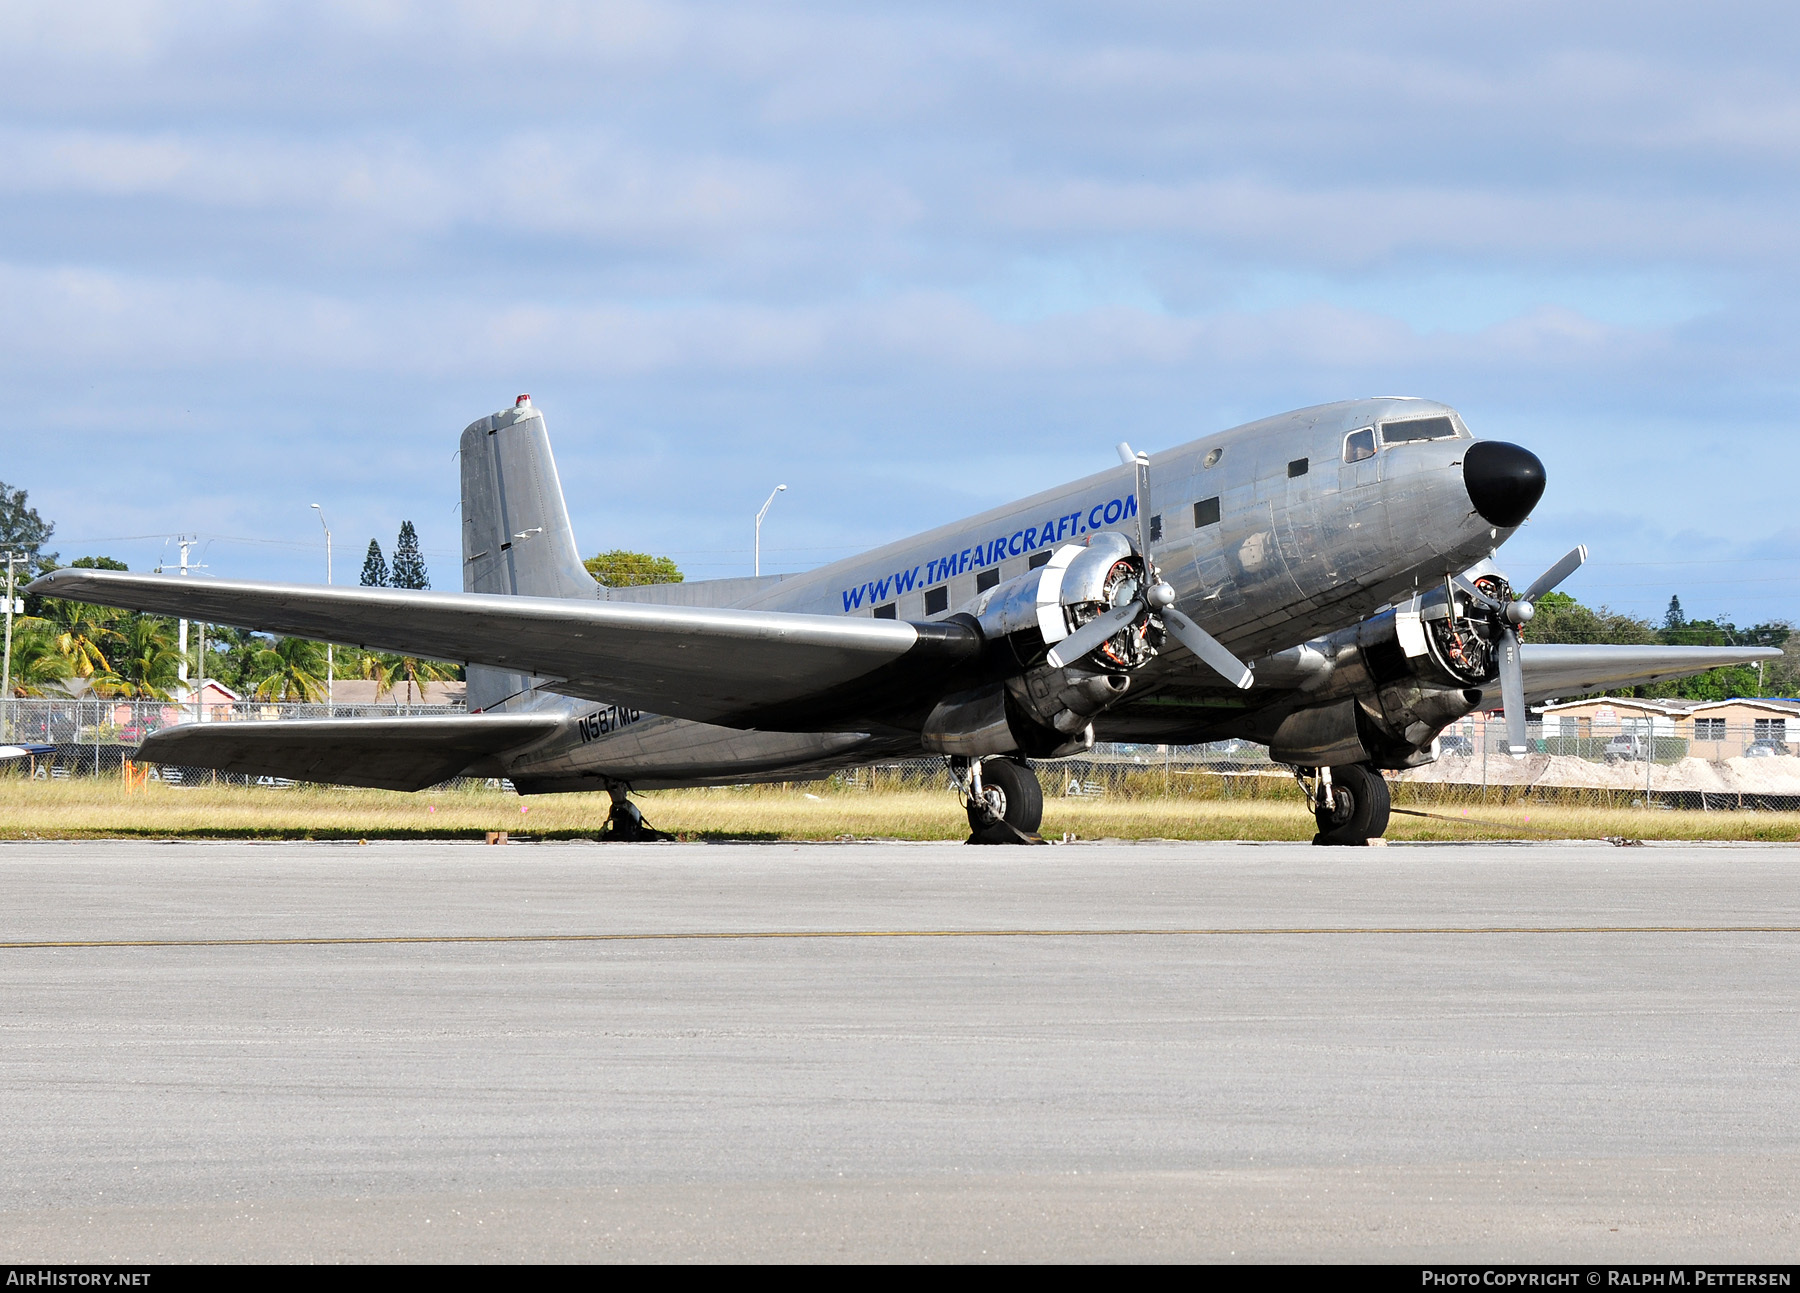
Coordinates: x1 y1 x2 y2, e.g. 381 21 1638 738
1 775 1797 842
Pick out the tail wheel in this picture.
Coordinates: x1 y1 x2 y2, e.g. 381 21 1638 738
966 757 1044 836
1313 764 1391 846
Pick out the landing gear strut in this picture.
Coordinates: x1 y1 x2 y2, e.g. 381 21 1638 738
601 788 676 842
950 756 1047 845
1296 763 1391 846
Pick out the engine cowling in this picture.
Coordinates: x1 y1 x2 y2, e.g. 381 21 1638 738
920 533 1152 757
1257 588 1501 769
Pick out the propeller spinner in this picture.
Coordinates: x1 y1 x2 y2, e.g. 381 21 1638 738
1045 444 1254 689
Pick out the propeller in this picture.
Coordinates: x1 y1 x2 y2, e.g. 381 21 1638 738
1045 444 1255 689
1453 544 1588 756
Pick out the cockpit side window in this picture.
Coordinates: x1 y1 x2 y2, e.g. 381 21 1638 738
1343 427 1376 463
1380 416 1459 444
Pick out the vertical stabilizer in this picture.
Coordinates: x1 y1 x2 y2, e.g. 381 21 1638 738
461 397 599 600
461 397 597 710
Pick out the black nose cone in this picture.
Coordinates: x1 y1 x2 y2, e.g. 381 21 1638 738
1463 440 1546 528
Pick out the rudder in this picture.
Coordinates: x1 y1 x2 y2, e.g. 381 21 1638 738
461 396 596 712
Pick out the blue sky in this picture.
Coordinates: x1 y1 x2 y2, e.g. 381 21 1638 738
3 1 1797 623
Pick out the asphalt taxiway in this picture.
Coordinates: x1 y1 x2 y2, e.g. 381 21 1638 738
2 838 1796 1262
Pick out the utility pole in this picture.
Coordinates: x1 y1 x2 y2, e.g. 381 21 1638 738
2 552 19 741
754 484 786 578
311 504 333 715
177 537 193 722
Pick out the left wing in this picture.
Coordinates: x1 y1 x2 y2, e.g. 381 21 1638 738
28 569 981 731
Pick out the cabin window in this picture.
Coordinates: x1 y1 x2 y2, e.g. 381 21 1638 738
1194 497 1220 527
976 568 1001 592
1343 428 1376 463
1287 458 1309 478
1027 550 1052 570
1380 416 1458 444
924 585 949 615
873 603 897 619
1149 514 1163 542
1694 718 1726 740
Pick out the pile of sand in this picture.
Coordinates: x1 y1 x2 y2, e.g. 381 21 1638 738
1397 752 1800 795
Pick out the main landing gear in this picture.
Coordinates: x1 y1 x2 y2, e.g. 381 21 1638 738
950 756 1047 845
1296 763 1392 846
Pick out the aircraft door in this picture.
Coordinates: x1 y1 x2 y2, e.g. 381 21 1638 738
1334 424 1392 561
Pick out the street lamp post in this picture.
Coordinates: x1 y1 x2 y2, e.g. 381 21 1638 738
754 484 787 578
310 504 334 715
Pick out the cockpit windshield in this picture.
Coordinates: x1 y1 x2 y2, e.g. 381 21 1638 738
1380 416 1459 444
1343 427 1376 463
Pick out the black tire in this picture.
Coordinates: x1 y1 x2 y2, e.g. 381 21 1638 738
966 757 1044 836
1313 763 1391 846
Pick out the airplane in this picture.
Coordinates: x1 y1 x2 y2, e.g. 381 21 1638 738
30 394 1780 844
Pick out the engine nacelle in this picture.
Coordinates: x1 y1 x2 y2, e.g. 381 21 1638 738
921 533 1149 757
968 532 1156 670
1256 591 1496 769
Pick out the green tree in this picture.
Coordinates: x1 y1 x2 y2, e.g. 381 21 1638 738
70 555 128 572
248 637 330 702
1525 593 1776 701
359 540 389 588
1663 595 1685 631
584 550 683 587
1526 592 1658 646
3 617 74 695
391 521 429 590
0 479 57 573
41 598 120 682
364 652 459 705
107 615 182 700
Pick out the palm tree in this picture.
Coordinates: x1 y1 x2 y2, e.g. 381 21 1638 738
4 617 75 695
248 637 330 702
377 653 458 706
43 599 119 681
107 616 182 699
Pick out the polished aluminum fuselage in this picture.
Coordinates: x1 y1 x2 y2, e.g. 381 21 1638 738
504 397 1509 791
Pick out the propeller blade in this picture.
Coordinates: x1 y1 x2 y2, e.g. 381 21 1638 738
1163 607 1255 689
1131 451 1152 560
1518 545 1588 605
1045 599 1144 670
1115 441 1136 466
1499 627 1528 756
1452 573 1503 611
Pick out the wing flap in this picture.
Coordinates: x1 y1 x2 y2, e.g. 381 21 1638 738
29 570 982 730
136 714 564 792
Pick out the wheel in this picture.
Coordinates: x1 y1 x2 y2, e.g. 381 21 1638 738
966 757 1044 836
1313 763 1390 846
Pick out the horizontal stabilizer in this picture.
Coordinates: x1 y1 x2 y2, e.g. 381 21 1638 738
136 714 563 792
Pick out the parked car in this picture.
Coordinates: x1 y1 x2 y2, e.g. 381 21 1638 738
1744 739 1791 759
1604 734 1652 762
1436 734 1474 757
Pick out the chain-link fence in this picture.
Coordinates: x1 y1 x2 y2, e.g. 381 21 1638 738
3 699 1796 808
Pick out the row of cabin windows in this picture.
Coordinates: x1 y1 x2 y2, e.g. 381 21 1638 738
870 422 1460 619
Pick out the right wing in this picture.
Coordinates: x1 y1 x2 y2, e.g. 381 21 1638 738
1515 643 1783 705
29 569 981 731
